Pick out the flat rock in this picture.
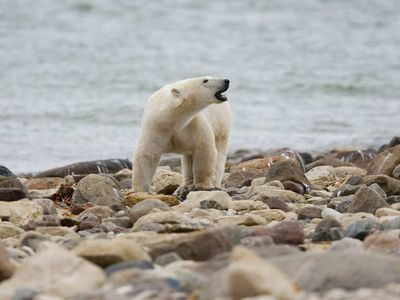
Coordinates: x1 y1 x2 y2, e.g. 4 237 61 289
348 185 389 213
247 185 305 203
123 192 179 207
217 214 268 226
305 166 336 188
0 200 43 226
132 211 214 233
0 243 105 298
229 246 300 300
251 221 304 245
129 198 171 224
73 239 151 267
334 166 367 178
78 205 117 221
24 177 65 190
72 174 123 208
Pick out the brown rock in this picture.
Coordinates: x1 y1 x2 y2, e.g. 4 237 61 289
251 221 304 245
298 206 322 219
262 197 290 212
0 176 27 201
393 164 400 180
282 181 305 195
363 175 400 196
364 232 400 255
348 185 389 214
367 145 400 176
265 159 310 188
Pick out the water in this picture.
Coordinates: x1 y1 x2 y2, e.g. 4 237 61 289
1 0 399 173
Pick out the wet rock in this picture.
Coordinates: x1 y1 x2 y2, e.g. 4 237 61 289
0 222 24 238
129 198 171 224
364 232 400 255
0 175 27 201
367 145 400 176
264 159 310 187
72 174 123 208
363 175 400 196
344 219 383 240
24 177 65 190
32 199 57 215
0 200 43 226
305 166 336 188
348 185 389 213
262 197 290 212
153 168 182 195
270 251 400 291
73 239 150 267
334 166 367 178
0 242 14 281
0 243 105 298
174 190 232 212
129 226 243 261
298 206 322 219
123 192 179 207
132 211 213 233
228 246 300 300
33 158 132 179
255 221 304 245
311 219 343 242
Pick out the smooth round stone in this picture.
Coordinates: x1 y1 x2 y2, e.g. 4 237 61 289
321 208 342 221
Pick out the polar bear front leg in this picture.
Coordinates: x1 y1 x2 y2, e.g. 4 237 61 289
192 143 217 189
182 154 194 186
132 151 161 192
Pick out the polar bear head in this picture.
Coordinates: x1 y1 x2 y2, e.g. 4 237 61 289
169 76 230 105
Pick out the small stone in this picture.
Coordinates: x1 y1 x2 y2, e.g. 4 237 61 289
305 166 336 188
78 213 101 231
282 181 305 195
298 206 322 220
129 198 172 224
132 211 213 233
263 197 289 212
217 214 267 226
344 219 384 240
333 184 360 197
321 208 342 221
36 227 78 237
113 168 133 182
231 200 260 211
329 237 364 252
333 196 354 213
228 246 300 300
368 183 387 199
225 158 271 188
154 252 182 266
78 206 117 221
264 159 310 188
334 166 367 178
348 185 389 214
248 186 305 203
73 239 150 267
20 232 48 251
72 174 123 208
261 221 304 245
311 219 343 242
123 192 180 207
384 217 400 230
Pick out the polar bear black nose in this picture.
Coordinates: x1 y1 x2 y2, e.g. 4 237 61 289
224 79 230 85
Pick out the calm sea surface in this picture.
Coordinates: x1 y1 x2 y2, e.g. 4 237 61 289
1 0 399 173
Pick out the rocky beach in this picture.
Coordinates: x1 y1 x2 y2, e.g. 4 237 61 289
0 137 399 299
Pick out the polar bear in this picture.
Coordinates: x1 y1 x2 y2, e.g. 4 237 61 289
132 76 231 194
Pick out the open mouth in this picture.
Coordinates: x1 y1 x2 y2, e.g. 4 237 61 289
215 83 229 102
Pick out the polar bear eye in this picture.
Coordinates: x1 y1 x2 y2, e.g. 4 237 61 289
203 79 208 83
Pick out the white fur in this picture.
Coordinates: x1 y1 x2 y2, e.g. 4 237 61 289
132 77 231 192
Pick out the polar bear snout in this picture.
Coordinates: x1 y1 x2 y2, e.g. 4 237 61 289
215 79 230 102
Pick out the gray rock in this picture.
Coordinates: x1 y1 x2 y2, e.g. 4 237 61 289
344 219 383 240
348 185 389 213
154 252 183 266
368 183 387 199
0 175 27 201
384 217 400 230
387 195 400 204
311 219 343 242
32 199 57 215
329 237 364 252
129 198 171 224
264 159 311 187
72 174 123 208
333 196 354 213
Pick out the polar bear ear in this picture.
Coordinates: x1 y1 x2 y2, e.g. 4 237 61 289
171 88 180 98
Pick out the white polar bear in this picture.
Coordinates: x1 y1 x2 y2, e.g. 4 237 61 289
132 76 231 193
